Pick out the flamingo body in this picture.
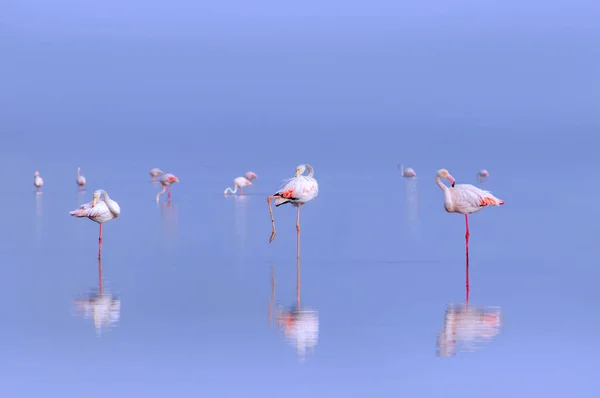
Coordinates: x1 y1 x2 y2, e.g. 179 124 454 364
398 164 416 178
70 190 121 224
150 168 163 182
224 176 253 195
156 173 179 203
476 169 490 182
244 171 258 181
33 171 44 191
77 167 86 190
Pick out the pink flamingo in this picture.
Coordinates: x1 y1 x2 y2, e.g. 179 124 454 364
149 168 163 182
224 173 256 195
157 173 179 203
33 171 44 194
476 169 489 182
70 189 121 259
267 164 319 260
76 167 86 191
435 169 504 293
398 164 416 178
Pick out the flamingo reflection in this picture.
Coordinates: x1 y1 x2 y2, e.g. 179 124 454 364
73 258 121 336
436 282 502 357
160 201 179 239
35 193 42 242
404 178 420 239
269 259 319 361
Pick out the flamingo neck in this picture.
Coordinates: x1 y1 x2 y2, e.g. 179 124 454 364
305 164 314 178
400 164 404 175
225 185 238 194
435 175 453 211
98 190 119 216
77 168 81 177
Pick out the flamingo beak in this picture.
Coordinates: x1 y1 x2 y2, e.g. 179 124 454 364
92 197 98 207
448 175 455 187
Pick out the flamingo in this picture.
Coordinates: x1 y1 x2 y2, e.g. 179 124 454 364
244 171 258 181
76 167 86 191
33 171 43 194
224 176 253 195
398 164 416 178
476 169 489 183
435 169 504 293
267 164 319 259
149 168 163 182
156 173 179 203
70 189 121 259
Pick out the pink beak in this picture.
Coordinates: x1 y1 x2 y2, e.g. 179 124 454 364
447 175 455 187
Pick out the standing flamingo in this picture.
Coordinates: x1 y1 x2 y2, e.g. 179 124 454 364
149 168 163 182
70 189 121 259
435 169 504 294
476 169 489 183
267 164 319 260
156 173 179 203
33 171 43 194
398 164 417 178
224 176 254 195
76 167 86 191
244 171 258 181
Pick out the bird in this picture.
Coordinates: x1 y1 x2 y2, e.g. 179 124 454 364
33 171 44 194
267 164 319 259
476 169 489 183
435 169 504 293
398 164 417 178
76 167 86 191
149 168 163 182
156 173 179 203
70 189 121 259
244 171 258 181
224 176 254 195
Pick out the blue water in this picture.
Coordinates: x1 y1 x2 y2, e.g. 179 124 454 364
2 2 599 397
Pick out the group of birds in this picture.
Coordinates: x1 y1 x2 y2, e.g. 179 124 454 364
398 164 491 183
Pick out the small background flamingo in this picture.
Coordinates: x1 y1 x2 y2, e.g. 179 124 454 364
149 168 163 182
157 173 179 203
76 167 86 191
435 169 504 294
224 176 254 195
476 169 490 183
398 164 417 178
33 171 43 194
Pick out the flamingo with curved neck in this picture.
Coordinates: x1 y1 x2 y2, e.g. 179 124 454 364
77 167 86 191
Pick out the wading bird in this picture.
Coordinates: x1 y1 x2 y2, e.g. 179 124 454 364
76 167 86 191
224 176 254 195
149 168 163 182
476 169 489 183
435 169 504 293
398 164 417 178
156 173 179 203
267 164 319 259
33 171 43 194
70 189 121 259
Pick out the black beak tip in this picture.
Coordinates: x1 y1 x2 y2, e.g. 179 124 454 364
451 182 455 187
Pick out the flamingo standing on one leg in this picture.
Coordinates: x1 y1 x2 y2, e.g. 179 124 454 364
149 168 163 182
476 169 489 183
76 167 86 191
435 169 504 294
157 173 179 203
33 171 44 194
224 176 254 195
398 164 417 178
267 164 319 260
70 189 121 259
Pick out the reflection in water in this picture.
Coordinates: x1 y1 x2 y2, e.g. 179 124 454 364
35 194 42 242
234 196 248 277
160 201 179 241
404 178 420 239
437 284 502 357
73 258 121 336
269 261 319 361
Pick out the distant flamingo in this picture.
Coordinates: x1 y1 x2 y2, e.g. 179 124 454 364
33 171 43 194
149 168 163 182
398 164 416 178
76 167 86 191
476 169 489 183
70 189 121 259
244 171 258 181
224 176 253 195
435 169 504 293
156 173 179 203
267 164 319 260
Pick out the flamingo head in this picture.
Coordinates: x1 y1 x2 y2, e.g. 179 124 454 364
294 164 306 177
168 175 179 183
34 171 39 177
436 169 455 187
92 190 101 207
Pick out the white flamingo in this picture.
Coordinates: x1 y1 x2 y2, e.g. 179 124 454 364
435 169 504 293
33 171 43 194
149 168 163 182
224 176 253 195
267 164 319 259
156 173 179 203
70 189 121 259
76 167 86 191
398 164 416 178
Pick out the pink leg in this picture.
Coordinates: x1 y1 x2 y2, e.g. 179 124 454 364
465 215 470 298
240 188 244 196
98 224 103 259
296 206 301 307
167 186 171 201
98 257 103 295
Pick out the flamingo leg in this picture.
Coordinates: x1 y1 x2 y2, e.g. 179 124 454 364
296 206 301 307
267 196 278 242
98 224 103 259
98 257 103 295
167 185 171 201
156 186 166 203
465 215 470 297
